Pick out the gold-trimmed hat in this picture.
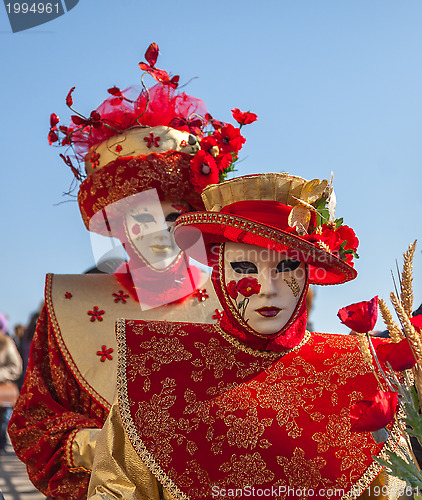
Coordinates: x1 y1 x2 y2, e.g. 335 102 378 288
174 173 359 285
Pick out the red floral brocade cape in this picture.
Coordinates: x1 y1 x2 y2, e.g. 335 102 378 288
117 320 399 500
8 274 219 499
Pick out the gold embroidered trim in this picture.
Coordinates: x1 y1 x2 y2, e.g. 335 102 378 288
116 319 190 500
45 274 111 411
218 243 309 340
215 324 311 359
341 422 403 499
175 212 355 285
65 428 79 470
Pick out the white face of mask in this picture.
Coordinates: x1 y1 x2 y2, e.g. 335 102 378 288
223 242 307 335
125 200 188 270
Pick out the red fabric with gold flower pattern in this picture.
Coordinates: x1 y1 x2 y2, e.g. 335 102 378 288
118 319 395 499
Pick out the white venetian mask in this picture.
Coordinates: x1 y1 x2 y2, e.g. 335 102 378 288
223 242 307 335
125 199 188 270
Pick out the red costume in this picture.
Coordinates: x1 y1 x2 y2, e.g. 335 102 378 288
8 44 243 499
88 173 408 500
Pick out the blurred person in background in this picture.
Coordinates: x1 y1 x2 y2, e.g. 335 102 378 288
0 313 22 452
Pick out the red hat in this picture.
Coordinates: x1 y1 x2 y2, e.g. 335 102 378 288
48 43 257 235
174 173 359 286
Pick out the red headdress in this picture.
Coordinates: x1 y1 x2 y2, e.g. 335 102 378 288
174 173 359 286
48 43 257 236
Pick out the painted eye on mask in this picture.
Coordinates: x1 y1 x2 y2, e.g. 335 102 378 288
230 261 258 274
276 259 301 273
131 213 156 224
165 212 181 223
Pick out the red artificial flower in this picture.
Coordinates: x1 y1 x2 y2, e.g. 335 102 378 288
138 42 177 87
205 113 224 130
227 280 238 299
48 129 59 145
190 150 219 192
193 289 209 302
231 108 258 126
376 338 418 371
113 290 130 304
337 225 359 253
350 390 398 432
212 309 224 321
215 153 233 173
66 86 75 107
88 306 105 322
318 225 343 254
50 113 59 129
411 315 422 332
107 86 126 106
200 136 219 156
213 124 246 155
96 345 113 362
236 277 261 298
170 116 203 135
337 296 379 333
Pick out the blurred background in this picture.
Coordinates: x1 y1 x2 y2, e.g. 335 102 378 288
1 0 421 335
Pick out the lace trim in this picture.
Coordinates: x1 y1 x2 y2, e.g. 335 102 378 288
215 324 311 358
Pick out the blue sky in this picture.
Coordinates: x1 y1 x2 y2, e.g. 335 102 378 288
1 0 421 334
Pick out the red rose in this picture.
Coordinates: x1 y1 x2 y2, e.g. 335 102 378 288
214 124 246 155
227 280 238 299
350 390 398 432
319 225 343 254
337 296 378 333
190 150 219 192
231 108 258 126
376 338 418 371
236 277 261 298
337 225 359 253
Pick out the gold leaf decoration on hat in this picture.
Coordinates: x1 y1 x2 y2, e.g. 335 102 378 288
288 178 328 235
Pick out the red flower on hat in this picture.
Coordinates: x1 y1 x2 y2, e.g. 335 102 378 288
190 150 219 192
337 296 378 333
227 280 238 300
376 338 418 371
200 136 219 156
215 153 233 173
48 113 60 145
350 390 398 432
316 224 359 265
205 113 225 130
236 277 261 298
139 43 179 89
214 124 246 155
66 87 75 107
231 108 258 126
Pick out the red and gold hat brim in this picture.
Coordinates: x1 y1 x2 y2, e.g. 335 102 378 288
174 212 357 286
78 151 203 235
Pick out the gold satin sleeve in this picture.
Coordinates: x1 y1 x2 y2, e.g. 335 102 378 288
88 401 176 500
358 469 412 499
68 428 102 472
